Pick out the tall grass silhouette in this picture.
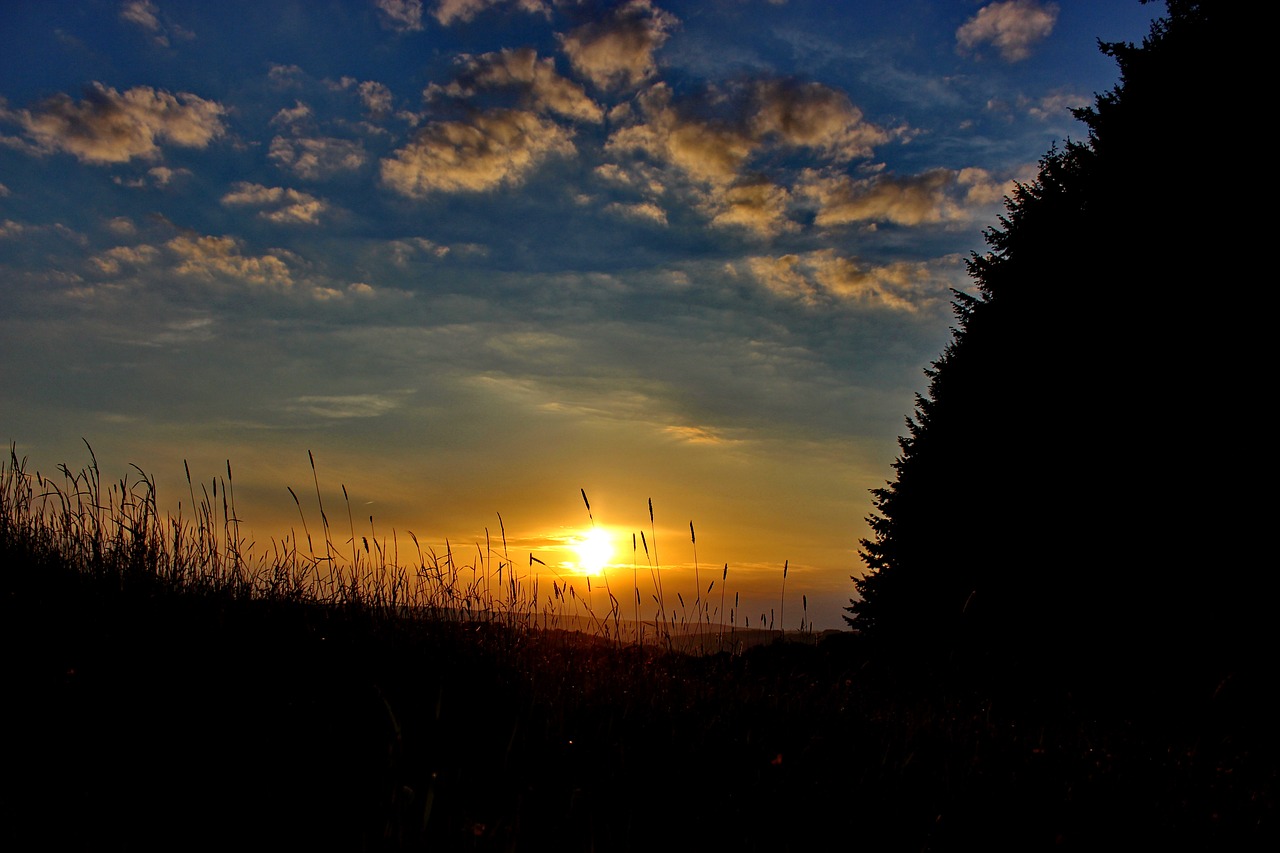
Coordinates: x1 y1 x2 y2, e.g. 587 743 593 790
1 442 805 653
5 441 1270 851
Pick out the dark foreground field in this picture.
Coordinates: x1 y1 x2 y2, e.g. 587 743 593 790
1 450 1274 851
6 565 1276 851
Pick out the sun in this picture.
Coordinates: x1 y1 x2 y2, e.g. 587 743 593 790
573 527 614 575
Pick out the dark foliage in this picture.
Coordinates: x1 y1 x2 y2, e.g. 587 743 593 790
6 551 1275 851
848 1 1264 690
3 441 1272 849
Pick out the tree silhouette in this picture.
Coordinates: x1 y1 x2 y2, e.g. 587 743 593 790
847 2 1259 682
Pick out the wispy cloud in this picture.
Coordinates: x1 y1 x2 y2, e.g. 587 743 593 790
269 135 367 179
374 0 425 32
120 1 194 47
221 182 328 225
288 393 404 418
1023 90 1089 121
956 0 1059 62
743 250 960 312
431 0 550 27
604 201 668 226
385 237 488 263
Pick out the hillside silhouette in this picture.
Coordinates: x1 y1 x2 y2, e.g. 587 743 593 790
848 1 1264 697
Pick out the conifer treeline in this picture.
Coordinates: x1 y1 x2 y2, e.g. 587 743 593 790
847 2 1260 685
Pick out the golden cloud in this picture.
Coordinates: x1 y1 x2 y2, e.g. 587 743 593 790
605 200 668 225
431 48 603 122
748 79 890 161
381 108 575 195
221 182 327 225
432 0 549 26
706 179 796 238
746 250 957 312
802 167 1010 228
607 85 752 184
89 244 161 276
268 135 367 179
166 234 293 288
10 83 225 164
956 0 1059 62
559 0 677 90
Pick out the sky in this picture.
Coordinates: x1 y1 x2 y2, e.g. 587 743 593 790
0 0 1161 631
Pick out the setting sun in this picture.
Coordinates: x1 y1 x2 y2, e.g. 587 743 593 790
573 528 614 575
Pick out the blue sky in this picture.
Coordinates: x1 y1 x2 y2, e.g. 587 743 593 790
0 0 1160 629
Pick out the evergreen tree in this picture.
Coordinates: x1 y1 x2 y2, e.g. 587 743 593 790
847 1 1259 681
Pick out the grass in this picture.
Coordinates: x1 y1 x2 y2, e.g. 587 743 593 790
2 443 1274 851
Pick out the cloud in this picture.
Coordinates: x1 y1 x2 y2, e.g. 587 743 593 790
801 166 1009 228
955 167 1007 206
120 1 194 47
374 0 424 32
148 165 184 185
431 0 550 26
221 182 328 225
747 79 888 161
559 0 677 90
357 81 394 116
430 48 603 123
105 216 136 235
381 108 575 195
606 85 752 184
1024 90 1088 121
609 80 889 183
744 250 958 312
605 80 891 236
269 135 367 179
5 83 225 164
166 234 293 288
706 178 795 237
120 1 162 32
435 48 604 122
388 237 451 262
0 182 9 196
956 0 1059 62
270 101 313 127
0 219 85 243
89 244 161 275
662 424 741 446
267 64 307 88
605 200 668 225
110 164 189 189
288 393 404 418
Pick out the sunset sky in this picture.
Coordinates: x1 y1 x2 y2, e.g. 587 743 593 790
1 0 1159 630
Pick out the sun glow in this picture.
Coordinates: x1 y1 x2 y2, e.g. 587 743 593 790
573 527 614 575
